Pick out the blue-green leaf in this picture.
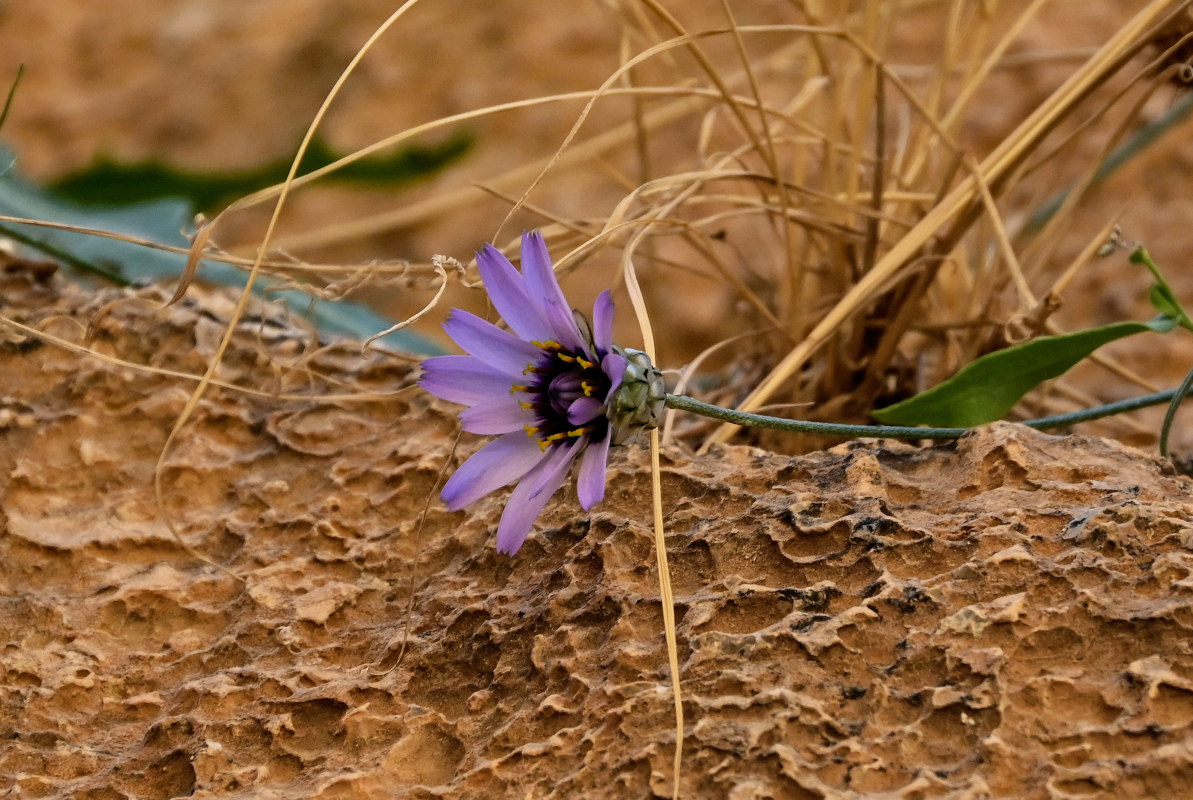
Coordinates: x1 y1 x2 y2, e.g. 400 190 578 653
0 144 441 353
871 316 1177 427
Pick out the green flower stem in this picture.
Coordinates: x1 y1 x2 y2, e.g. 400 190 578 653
665 394 966 439
665 387 1192 441
1160 369 1193 458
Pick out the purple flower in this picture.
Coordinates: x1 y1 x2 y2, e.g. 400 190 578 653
420 232 629 555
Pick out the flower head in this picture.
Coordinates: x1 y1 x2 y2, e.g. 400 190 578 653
420 231 662 555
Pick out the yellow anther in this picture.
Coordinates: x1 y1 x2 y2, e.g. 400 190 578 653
534 432 561 450
576 356 596 369
580 381 595 397
533 424 595 450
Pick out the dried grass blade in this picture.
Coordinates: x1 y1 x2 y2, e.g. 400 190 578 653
702 0 1188 448
621 237 683 800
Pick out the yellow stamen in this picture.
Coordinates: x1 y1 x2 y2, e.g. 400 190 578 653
580 381 595 397
541 425 594 447
525 424 550 451
576 356 596 369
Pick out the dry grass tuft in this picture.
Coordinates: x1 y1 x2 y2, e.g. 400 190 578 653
145 0 1193 454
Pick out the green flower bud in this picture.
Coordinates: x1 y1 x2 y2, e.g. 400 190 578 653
609 346 666 444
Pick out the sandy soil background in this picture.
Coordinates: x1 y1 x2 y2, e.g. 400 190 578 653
3 2 1193 798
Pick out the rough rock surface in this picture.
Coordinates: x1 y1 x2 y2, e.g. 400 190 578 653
3 265 1193 799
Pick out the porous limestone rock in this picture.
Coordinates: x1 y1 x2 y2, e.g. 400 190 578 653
2 262 1193 799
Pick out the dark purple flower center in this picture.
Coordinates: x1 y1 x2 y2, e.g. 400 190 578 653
515 340 611 450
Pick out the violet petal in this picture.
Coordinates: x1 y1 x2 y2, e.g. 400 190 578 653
575 434 611 509
495 439 583 554
419 355 516 406
567 396 605 425
602 351 627 395
475 244 554 342
519 231 585 351
440 431 544 511
460 395 534 435
443 309 543 375
592 290 615 354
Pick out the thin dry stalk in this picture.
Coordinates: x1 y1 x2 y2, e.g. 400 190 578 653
704 0 1190 448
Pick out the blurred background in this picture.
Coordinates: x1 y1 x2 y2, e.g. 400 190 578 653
2 0 1192 450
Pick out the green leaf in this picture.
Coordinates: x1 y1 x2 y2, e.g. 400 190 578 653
871 316 1177 427
1132 246 1193 333
1150 283 1183 321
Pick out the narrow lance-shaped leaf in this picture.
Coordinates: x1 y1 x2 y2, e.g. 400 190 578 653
871 316 1177 428
48 132 473 211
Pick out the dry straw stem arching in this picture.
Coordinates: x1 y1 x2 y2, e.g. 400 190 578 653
233 23 859 256
703 0 1193 448
0 212 385 278
485 12 1007 427
570 15 964 417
